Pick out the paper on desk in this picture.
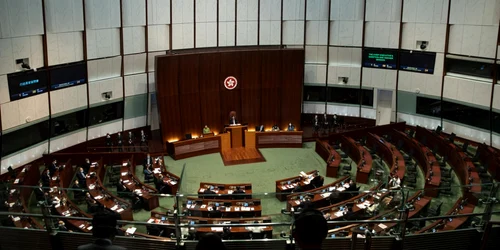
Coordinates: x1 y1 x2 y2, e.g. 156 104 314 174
55 204 60 208
211 227 223 232
111 205 118 211
234 207 240 211
52 177 57 181
121 172 127 176
13 217 20 222
199 188 205 192
89 184 95 190
337 187 345 192
14 179 19 184
186 204 191 209
357 204 367 209
94 195 102 200
123 180 129 183
79 224 85 228
227 190 233 194
117 208 124 213
378 224 388 229
300 171 307 176
126 227 136 234
226 207 231 211
10 189 16 194
334 211 343 217
122 163 128 167
201 205 206 209
170 181 177 185
21 168 26 172
321 193 331 198
8 202 14 207
147 219 154 223
251 207 255 211
295 200 301 204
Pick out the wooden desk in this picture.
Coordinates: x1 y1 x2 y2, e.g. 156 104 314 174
198 182 252 200
368 133 406 180
315 140 341 177
417 198 474 233
286 176 350 210
477 143 500 181
151 155 179 194
86 163 134 221
120 160 159 211
322 189 389 222
184 198 262 218
275 170 317 201
341 136 373 184
390 130 441 197
7 164 43 229
255 131 303 148
147 213 272 239
225 125 247 148
167 136 221 160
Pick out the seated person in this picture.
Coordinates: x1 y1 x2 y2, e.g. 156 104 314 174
272 124 280 131
287 123 295 131
202 125 211 134
256 124 264 132
85 193 99 213
143 165 153 176
229 115 238 125
311 172 324 188
76 168 87 184
233 186 245 194
329 190 341 205
34 182 47 202
41 170 51 187
72 180 85 198
143 154 153 169
389 175 401 189
203 186 216 196
299 196 313 210
57 220 68 231
116 180 128 193
83 158 92 173
49 160 59 177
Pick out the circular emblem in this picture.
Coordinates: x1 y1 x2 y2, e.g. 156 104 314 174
224 76 238 90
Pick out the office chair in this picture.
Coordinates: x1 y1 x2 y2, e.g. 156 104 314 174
7 167 16 179
435 126 442 134
185 134 192 140
426 201 443 217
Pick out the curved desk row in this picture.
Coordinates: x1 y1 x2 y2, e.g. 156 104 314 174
367 133 406 180
184 198 262 218
286 176 350 210
275 170 318 201
86 161 134 221
198 182 252 200
417 197 474 233
390 130 441 197
340 136 373 184
120 159 159 211
315 140 341 177
151 155 179 194
416 126 481 205
7 164 43 229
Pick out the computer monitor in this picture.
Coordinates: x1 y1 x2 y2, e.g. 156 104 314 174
161 217 166 221
435 126 442 134
185 133 192 140
244 203 249 207
299 196 303 200
215 203 220 207
187 200 192 205
189 221 195 225
287 181 291 185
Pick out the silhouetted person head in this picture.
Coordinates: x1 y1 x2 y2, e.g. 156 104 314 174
92 212 119 240
293 209 328 250
196 233 226 250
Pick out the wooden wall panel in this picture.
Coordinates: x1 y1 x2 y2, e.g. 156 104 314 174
199 53 222 133
178 54 202 137
281 49 304 130
240 51 261 129
261 50 282 129
156 49 304 144
156 56 182 142
219 52 242 126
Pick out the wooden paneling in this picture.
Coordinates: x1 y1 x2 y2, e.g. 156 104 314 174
199 53 222 133
219 52 242 126
281 49 304 130
156 56 182 143
261 50 282 129
156 49 304 144
245 131 256 148
240 51 261 129
178 54 202 137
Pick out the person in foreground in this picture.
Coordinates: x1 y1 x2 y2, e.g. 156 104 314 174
293 208 328 250
77 212 126 250
195 233 227 250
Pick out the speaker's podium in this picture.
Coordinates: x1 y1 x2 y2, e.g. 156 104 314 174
225 125 247 148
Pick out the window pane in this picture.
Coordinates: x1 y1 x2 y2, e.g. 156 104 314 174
442 100 490 130
327 87 360 105
1 120 50 157
446 58 494 79
416 96 441 118
88 101 124 126
361 89 374 107
303 86 327 102
51 109 88 137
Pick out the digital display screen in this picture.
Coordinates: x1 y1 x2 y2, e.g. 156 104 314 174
362 48 398 69
8 70 48 101
50 62 87 90
399 50 436 74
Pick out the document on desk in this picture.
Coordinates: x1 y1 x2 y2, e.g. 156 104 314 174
235 207 240 211
13 217 20 222
337 187 345 192
199 188 205 192
334 211 344 217
117 208 124 213
87 226 93 231
295 200 301 204
8 202 14 207
55 204 60 208
79 224 85 228
126 227 136 234
201 205 206 209
211 227 223 232
227 190 233 194
22 168 26 172
14 179 19 184
94 195 103 200
226 207 231 211
121 172 127 176
147 219 154 223
378 224 388 229
111 205 118 211
122 163 128 167
89 184 95 190
356 203 367 209
186 204 192 209
123 180 130 183
321 193 331 198
170 181 177 185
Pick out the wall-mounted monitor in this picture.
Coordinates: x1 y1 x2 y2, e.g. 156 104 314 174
8 69 48 101
50 62 87 90
399 50 436 74
362 48 398 69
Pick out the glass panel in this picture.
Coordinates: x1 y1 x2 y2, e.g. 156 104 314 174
361 89 374 107
50 109 88 137
327 86 360 105
304 85 327 102
446 58 494 79
1 120 50 157
416 96 441 118
441 100 490 130
88 101 124 126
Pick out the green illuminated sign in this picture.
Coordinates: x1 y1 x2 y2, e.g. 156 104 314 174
368 53 394 62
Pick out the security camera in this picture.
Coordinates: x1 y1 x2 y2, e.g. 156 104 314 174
342 77 348 84
420 41 428 50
